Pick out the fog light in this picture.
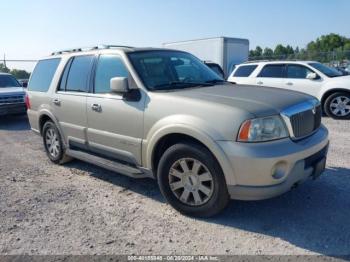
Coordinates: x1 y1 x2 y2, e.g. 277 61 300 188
271 161 287 179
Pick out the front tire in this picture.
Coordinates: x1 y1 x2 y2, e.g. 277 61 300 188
324 92 350 119
157 143 230 217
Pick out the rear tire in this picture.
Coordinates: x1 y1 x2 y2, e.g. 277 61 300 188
324 92 350 119
42 121 72 164
157 143 230 217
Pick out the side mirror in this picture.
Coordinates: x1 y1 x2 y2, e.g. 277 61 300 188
110 77 129 93
306 72 318 80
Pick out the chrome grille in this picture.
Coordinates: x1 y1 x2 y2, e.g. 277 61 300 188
281 99 322 140
0 95 24 105
290 104 322 138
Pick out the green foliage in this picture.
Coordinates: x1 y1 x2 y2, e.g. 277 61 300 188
0 63 30 79
0 63 10 73
249 33 350 62
10 69 30 79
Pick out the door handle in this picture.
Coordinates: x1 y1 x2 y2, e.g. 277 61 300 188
52 98 61 106
257 81 264 85
286 82 293 86
91 103 102 112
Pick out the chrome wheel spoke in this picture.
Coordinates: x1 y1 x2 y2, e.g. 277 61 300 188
198 184 211 196
180 189 191 202
170 181 184 191
198 172 212 182
179 160 190 172
192 190 202 204
170 170 183 179
192 161 201 175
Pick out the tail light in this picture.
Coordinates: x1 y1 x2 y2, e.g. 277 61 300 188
25 94 31 110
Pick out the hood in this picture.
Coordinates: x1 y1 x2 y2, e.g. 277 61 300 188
0 86 25 95
329 74 350 83
166 83 314 117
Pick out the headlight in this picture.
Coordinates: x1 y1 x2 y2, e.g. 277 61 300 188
237 115 288 142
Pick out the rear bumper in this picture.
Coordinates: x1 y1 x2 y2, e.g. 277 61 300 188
217 125 329 200
0 103 27 116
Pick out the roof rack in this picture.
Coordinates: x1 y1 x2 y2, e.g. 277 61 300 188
50 45 134 56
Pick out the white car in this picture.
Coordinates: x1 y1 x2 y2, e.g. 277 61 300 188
228 61 350 119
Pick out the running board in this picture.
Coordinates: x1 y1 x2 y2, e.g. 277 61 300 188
66 149 153 179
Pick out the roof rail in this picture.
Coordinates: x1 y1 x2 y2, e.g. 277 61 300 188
243 60 271 64
50 45 134 56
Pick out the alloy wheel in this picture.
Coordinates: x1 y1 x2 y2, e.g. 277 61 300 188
169 158 214 206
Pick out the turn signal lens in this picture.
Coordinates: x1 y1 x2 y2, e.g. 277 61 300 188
238 120 251 141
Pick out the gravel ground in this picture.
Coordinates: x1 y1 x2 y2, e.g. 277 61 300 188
0 115 349 256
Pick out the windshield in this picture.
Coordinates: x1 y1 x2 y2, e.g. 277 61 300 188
128 50 224 91
0 74 21 88
308 62 343 78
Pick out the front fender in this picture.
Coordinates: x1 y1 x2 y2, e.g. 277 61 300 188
143 115 237 186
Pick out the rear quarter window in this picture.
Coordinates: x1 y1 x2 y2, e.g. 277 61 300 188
28 58 61 92
233 65 258 77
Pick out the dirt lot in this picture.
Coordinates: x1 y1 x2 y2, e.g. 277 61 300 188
0 115 349 256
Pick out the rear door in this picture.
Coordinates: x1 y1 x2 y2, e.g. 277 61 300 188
52 55 94 146
284 64 322 97
86 54 145 165
256 64 286 88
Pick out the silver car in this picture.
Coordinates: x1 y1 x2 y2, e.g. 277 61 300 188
26 46 329 217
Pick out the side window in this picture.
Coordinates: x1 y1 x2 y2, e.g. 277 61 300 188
94 55 128 94
28 58 61 92
233 65 258 77
65 55 94 92
287 64 313 79
58 58 73 91
258 64 286 78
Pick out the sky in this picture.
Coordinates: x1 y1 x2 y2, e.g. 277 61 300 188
1 0 350 71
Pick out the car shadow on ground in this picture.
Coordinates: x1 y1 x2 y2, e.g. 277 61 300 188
0 114 30 131
66 160 350 256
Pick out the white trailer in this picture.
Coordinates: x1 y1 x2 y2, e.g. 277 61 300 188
163 37 249 77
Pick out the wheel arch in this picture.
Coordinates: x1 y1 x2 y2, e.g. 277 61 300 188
38 110 67 147
145 124 237 186
321 88 350 106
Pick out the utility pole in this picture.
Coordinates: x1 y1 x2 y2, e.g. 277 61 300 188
3 53 6 68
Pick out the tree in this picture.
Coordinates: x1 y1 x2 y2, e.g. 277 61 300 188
263 47 273 58
274 44 287 58
10 69 30 79
0 63 10 73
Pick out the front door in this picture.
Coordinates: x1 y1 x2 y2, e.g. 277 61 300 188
86 54 144 165
283 64 322 97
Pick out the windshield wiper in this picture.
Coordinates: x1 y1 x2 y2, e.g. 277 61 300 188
205 79 227 84
153 81 213 90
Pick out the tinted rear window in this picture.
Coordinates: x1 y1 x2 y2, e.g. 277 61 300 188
233 65 257 77
0 75 21 88
28 58 61 92
66 56 94 92
258 64 286 78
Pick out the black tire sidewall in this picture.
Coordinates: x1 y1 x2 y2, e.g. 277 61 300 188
42 121 64 163
157 143 229 217
324 92 350 120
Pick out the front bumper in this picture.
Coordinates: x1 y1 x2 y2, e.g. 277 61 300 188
0 103 27 116
218 125 329 200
